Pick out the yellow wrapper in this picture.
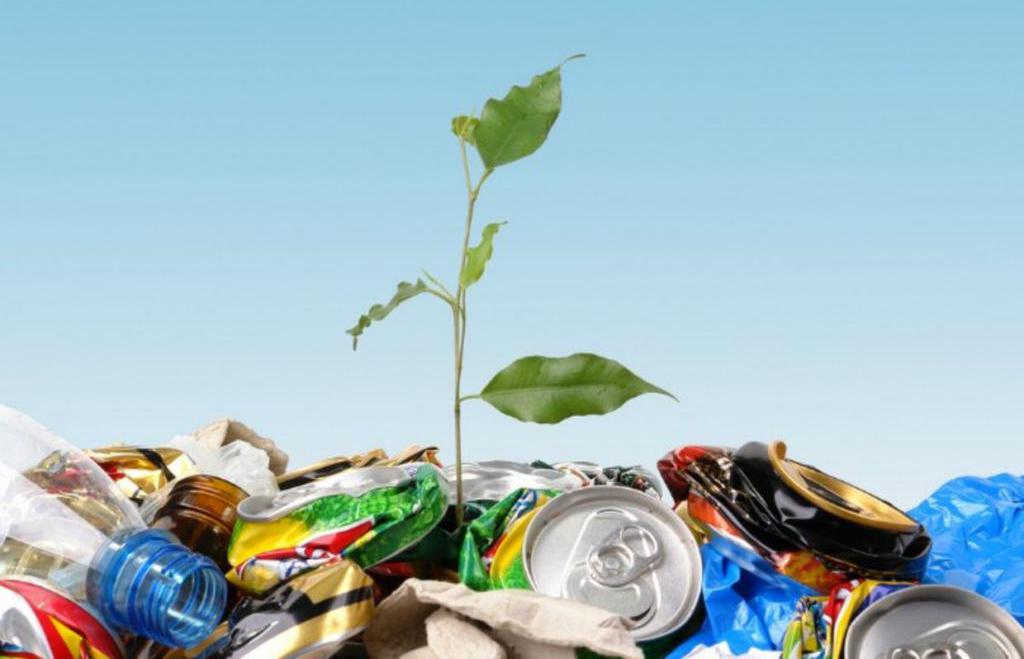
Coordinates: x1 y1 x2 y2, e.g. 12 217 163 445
87 446 197 505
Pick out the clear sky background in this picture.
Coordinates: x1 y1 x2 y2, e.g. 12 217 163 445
2 3 1021 507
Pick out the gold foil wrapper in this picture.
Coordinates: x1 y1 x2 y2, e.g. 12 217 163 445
87 446 197 505
276 445 440 490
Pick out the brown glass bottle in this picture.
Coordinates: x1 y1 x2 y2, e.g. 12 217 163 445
150 474 248 572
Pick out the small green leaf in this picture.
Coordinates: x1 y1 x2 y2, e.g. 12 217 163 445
477 352 675 424
451 115 479 145
346 279 428 350
474 54 583 169
460 221 506 289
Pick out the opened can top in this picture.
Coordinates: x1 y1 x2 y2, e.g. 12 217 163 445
521 485 702 642
845 585 1024 659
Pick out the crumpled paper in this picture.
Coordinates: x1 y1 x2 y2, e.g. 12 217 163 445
364 579 642 659
189 417 289 474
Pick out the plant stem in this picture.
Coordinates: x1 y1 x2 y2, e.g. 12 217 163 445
452 137 491 526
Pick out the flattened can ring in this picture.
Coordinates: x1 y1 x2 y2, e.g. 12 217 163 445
521 486 702 642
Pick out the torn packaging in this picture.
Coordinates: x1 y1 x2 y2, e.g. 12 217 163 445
364 579 642 659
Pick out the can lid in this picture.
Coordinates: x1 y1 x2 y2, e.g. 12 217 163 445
768 441 918 533
845 585 1024 659
521 486 701 642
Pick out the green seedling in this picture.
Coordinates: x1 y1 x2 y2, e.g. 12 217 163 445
348 56 675 523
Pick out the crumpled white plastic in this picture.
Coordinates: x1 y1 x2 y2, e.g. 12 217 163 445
168 435 278 497
684 643 781 659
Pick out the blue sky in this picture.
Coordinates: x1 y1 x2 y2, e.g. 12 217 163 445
1 3 1021 506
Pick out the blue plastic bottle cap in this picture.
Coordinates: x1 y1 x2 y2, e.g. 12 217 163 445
87 529 227 649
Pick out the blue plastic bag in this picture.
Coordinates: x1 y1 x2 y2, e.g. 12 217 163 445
909 472 1024 623
669 541 815 657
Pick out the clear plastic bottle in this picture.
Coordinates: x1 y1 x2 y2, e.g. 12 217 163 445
0 405 226 648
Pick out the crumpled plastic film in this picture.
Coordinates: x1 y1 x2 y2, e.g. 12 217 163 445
908 472 1024 623
669 543 815 658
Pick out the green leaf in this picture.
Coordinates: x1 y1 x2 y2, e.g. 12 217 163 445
451 115 479 145
346 279 428 350
477 352 675 424
474 54 583 169
460 221 506 288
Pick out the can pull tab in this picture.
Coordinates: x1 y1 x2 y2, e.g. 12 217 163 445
885 625 1014 659
586 523 661 588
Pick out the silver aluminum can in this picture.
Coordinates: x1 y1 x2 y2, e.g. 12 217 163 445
237 463 437 522
521 485 702 642
444 460 580 503
845 585 1024 659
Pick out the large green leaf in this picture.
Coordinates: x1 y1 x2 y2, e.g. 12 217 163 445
346 279 427 350
460 221 506 288
473 55 583 169
478 353 675 424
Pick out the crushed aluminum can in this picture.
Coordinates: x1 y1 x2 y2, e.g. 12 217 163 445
521 485 702 642
487 502 546 591
845 585 1024 659
227 463 448 595
0 577 124 659
276 445 440 491
86 446 197 506
552 461 665 499
659 441 932 592
458 488 560 591
201 560 375 659
781 579 911 658
443 460 580 503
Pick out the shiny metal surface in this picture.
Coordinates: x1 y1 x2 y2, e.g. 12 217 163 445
237 463 434 522
0 584 49 659
845 585 1024 659
553 461 666 499
522 485 702 641
444 460 580 502
768 441 918 533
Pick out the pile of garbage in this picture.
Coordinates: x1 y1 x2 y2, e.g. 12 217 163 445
1 404 1022 659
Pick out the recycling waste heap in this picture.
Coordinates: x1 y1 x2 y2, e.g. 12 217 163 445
1 404 1023 659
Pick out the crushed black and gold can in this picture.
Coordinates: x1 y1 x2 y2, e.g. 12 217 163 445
658 441 931 592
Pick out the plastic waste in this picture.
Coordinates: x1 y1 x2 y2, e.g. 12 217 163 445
908 472 1024 623
168 434 278 498
0 405 227 648
669 543 814 658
